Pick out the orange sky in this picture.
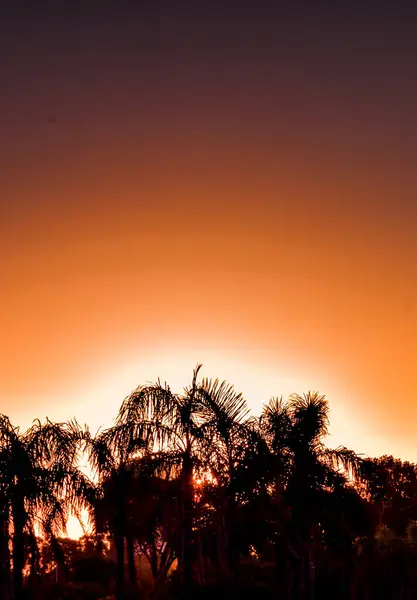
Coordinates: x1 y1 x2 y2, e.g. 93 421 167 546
1 3 417 461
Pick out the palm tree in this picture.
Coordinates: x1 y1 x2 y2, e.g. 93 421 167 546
261 392 363 600
195 377 258 575
116 365 253 597
0 415 90 600
86 428 129 600
85 421 155 600
116 365 209 598
0 501 11 600
131 475 180 598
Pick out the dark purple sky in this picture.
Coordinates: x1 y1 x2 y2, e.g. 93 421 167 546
2 1 417 459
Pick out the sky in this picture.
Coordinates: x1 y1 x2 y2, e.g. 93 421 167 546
1 2 417 461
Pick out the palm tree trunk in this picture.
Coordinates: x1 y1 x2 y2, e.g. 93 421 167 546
12 493 26 600
114 532 125 600
0 513 11 600
28 531 41 599
350 557 358 600
197 529 205 587
306 548 315 600
126 535 137 585
180 450 194 600
216 499 230 578
226 492 239 576
50 535 69 584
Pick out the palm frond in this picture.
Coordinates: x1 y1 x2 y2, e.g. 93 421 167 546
322 446 365 481
289 391 329 444
24 419 80 469
260 396 292 452
198 377 250 427
117 381 177 427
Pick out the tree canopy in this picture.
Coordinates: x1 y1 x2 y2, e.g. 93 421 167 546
0 366 415 600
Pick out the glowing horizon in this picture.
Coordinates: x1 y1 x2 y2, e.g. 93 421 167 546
3 3 417 473
5 348 403 461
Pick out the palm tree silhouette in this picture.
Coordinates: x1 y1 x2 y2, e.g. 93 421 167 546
116 365 255 597
261 392 363 600
196 377 256 575
84 422 151 600
116 365 209 598
0 416 90 600
129 473 180 598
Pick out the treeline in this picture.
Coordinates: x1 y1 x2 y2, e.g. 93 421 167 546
1 365 417 600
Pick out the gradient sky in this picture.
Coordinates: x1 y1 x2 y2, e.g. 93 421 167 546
2 2 417 460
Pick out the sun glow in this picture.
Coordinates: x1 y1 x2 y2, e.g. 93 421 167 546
50 344 335 539
11 340 371 458
24 345 329 429
6 342 376 541
27 343 373 541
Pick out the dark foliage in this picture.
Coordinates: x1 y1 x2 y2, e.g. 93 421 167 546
1 367 417 600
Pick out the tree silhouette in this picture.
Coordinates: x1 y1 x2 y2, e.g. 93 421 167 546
196 376 260 576
116 365 211 598
84 422 151 600
0 369 416 600
260 393 364 600
116 365 259 597
0 416 90 600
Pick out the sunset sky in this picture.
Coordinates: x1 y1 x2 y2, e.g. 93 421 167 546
2 2 417 461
